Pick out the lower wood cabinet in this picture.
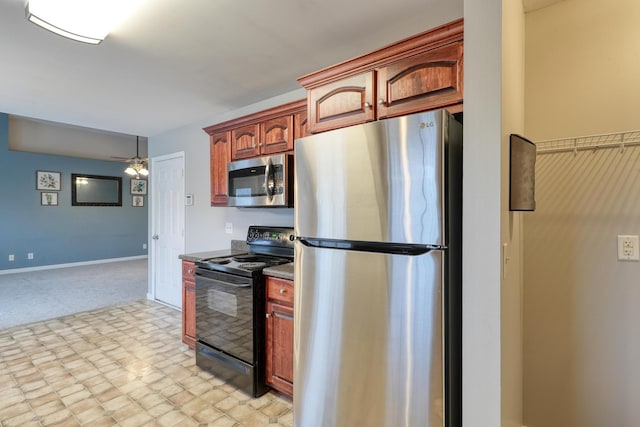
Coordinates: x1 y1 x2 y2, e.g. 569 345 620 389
265 276 294 397
182 260 196 349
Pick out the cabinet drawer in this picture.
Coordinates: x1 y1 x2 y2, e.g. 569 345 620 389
266 276 294 305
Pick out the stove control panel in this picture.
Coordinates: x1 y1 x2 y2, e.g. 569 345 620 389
246 226 294 249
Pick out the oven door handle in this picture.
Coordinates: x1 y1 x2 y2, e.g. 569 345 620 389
195 272 252 288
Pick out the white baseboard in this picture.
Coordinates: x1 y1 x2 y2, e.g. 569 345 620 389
0 255 148 275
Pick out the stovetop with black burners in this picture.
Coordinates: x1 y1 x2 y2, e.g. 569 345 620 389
196 225 294 278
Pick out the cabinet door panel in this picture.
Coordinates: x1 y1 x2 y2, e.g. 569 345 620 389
308 71 375 133
266 300 294 396
182 261 196 349
261 116 293 155
231 124 260 160
377 42 463 118
294 110 310 140
210 132 230 206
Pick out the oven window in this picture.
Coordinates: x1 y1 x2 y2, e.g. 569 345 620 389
229 167 266 197
208 289 237 317
195 270 254 363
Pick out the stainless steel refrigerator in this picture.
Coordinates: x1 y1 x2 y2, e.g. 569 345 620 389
293 109 462 427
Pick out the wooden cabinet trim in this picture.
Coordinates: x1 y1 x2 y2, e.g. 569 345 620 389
298 18 463 89
204 99 306 135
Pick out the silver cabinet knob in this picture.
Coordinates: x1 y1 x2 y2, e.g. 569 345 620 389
152 234 159 240
279 288 286 295
378 98 385 105
266 313 271 318
364 102 371 108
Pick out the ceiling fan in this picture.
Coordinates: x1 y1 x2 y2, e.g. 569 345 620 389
112 136 148 178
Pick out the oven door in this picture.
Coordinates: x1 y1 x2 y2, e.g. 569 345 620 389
195 268 254 363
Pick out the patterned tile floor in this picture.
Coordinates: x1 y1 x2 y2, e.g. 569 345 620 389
0 300 292 427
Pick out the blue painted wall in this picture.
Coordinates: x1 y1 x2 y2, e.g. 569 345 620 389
0 113 148 270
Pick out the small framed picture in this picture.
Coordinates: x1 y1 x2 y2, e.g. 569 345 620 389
131 179 147 195
41 192 58 206
132 195 144 207
36 171 61 191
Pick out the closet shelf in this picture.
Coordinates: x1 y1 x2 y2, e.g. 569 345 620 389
536 130 640 154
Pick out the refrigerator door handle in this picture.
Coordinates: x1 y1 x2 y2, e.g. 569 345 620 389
296 237 445 255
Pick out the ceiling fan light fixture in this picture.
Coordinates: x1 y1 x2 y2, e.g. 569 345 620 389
125 136 148 178
25 0 143 45
124 166 138 176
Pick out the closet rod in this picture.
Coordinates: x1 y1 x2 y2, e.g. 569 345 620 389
536 130 640 155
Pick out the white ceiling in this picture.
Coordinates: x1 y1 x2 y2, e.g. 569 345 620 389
0 0 463 138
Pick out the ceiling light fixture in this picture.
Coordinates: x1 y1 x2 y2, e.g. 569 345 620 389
125 137 149 179
25 0 142 45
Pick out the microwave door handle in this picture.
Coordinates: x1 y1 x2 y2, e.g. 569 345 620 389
264 158 274 200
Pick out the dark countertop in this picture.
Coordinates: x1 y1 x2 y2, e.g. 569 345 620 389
263 262 294 281
178 248 246 263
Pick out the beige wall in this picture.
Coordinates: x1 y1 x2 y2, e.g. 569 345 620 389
463 0 521 425
501 0 526 426
524 0 640 426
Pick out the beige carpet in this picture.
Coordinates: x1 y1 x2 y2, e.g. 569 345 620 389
0 259 148 330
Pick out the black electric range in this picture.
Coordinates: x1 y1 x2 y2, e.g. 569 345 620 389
194 225 294 397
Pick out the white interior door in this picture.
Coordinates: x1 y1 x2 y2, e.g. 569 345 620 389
151 152 185 308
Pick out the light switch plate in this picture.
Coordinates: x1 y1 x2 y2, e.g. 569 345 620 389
185 194 194 206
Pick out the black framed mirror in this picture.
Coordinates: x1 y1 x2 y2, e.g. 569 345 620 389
71 174 122 206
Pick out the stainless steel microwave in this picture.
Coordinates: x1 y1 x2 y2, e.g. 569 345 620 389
227 153 293 208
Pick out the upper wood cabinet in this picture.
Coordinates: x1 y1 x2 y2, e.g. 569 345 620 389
231 115 295 160
261 115 294 155
231 123 260 159
299 18 463 133
377 41 463 119
204 99 305 206
307 71 375 133
209 131 230 206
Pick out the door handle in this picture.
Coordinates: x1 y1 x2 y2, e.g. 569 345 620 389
152 234 159 240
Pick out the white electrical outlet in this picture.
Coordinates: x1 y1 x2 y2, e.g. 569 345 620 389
225 222 233 234
617 235 639 261
27 252 34 260
8 254 14 261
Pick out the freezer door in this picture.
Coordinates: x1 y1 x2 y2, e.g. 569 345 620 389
294 110 447 246
294 243 444 427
